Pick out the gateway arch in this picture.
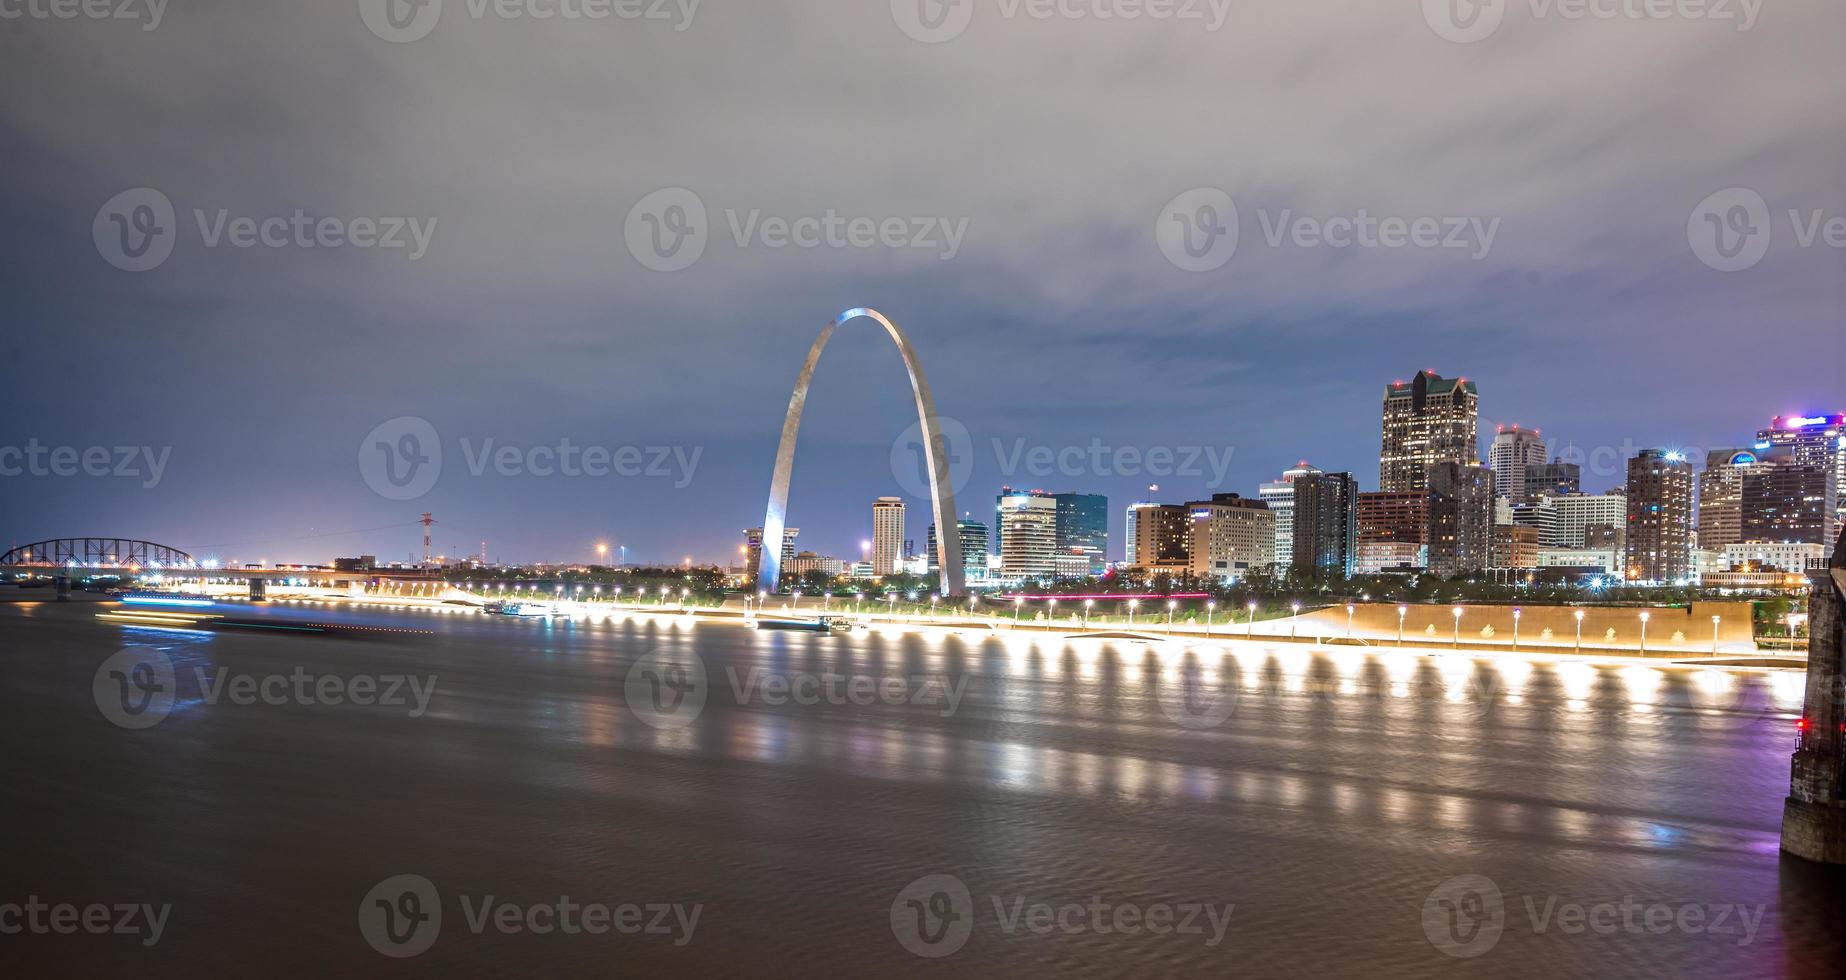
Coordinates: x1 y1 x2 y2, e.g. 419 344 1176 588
759 308 965 596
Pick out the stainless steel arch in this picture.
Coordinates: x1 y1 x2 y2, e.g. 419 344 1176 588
760 308 965 596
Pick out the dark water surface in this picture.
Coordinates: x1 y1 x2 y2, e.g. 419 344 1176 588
4 597 1845 977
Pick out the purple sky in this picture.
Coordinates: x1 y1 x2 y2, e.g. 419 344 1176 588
2 1 1841 566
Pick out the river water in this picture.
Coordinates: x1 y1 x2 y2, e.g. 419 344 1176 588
3 597 1843 977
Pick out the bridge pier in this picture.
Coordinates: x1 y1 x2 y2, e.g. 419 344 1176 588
248 578 268 601
55 574 71 602
1782 527 1846 864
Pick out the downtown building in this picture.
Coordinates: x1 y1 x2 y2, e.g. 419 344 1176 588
1052 492 1109 575
1756 413 1846 530
1426 461 1494 576
1127 502 1192 576
995 489 1058 581
1186 494 1275 583
1548 491 1628 551
743 526 799 583
1291 471 1359 577
1741 453 1839 545
1380 371 1480 493
1488 425 1546 501
871 497 906 576
1623 449 1695 583
1524 460 1582 499
1356 491 1429 573
1259 460 1322 569
1698 448 1756 550
926 519 991 583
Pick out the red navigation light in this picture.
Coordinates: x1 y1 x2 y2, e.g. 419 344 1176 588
1797 717 1810 732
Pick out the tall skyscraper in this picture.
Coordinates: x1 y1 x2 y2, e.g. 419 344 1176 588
927 520 990 582
1380 370 1480 493
1259 461 1322 569
1756 413 1846 530
1698 448 1756 549
1624 450 1694 583
1291 471 1359 577
1426 462 1494 577
871 497 905 576
1052 492 1109 574
1488 425 1546 501
995 490 1057 580
1186 494 1275 582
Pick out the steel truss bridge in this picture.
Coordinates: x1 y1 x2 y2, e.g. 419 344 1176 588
1 538 195 568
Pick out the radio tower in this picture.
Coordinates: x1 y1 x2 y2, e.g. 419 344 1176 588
421 513 435 567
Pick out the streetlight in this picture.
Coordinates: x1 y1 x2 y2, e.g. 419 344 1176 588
1206 599 1216 637
1451 605 1463 649
597 543 608 565
1014 595 1023 622
1290 601 1301 640
1167 599 1177 634
1711 614 1721 653
1639 610 1650 653
1574 609 1585 653
1345 603 1355 638
1129 598 1139 627
1049 597 1059 623
1787 613 1798 653
1397 605 1407 645
1084 598 1094 628
1512 607 1522 650
1247 601 1257 638
930 594 939 618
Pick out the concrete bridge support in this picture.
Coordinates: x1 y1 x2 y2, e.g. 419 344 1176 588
248 578 268 601
1782 526 1846 863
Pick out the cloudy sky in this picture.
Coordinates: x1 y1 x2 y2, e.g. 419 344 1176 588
1 0 1840 566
